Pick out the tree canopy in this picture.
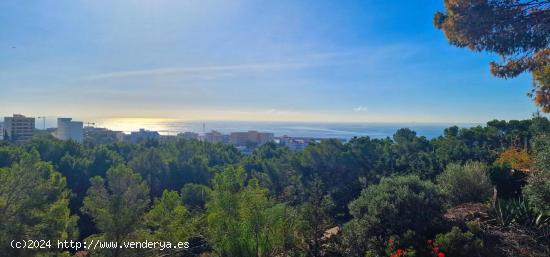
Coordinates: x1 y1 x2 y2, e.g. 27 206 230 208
0 117 548 256
0 153 78 257
434 0 550 112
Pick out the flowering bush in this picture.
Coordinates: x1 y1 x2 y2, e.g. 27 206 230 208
425 239 445 257
432 227 485 257
382 230 486 257
344 176 444 256
385 239 415 257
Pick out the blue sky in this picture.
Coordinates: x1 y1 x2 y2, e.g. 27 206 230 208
0 0 540 123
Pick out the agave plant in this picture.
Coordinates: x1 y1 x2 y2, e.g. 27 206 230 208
493 197 549 232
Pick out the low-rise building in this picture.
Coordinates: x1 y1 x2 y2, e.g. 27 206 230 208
177 132 199 140
3 114 35 143
279 135 310 151
84 127 125 144
56 118 84 142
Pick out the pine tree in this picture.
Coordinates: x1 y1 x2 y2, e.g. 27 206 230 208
82 165 149 257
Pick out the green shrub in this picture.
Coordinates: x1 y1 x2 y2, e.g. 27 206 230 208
523 174 550 216
343 175 444 257
437 162 493 205
530 135 550 172
181 183 212 210
523 136 550 216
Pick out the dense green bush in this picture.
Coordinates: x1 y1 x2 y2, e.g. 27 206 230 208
181 183 212 210
523 136 550 215
437 162 493 206
343 175 444 257
434 226 485 257
523 174 550 216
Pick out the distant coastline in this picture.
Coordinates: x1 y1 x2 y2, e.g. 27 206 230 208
2 115 482 140
88 120 481 139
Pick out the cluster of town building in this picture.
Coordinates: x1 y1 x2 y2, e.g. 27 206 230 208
0 114 312 152
0 114 88 143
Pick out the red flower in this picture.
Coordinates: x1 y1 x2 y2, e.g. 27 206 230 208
427 240 433 244
432 247 439 253
396 249 403 255
388 239 394 245
438 253 445 257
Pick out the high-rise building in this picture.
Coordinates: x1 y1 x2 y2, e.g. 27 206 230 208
229 131 249 145
205 130 224 143
257 132 275 145
4 114 35 143
230 130 274 146
0 122 4 140
128 128 160 142
56 118 84 143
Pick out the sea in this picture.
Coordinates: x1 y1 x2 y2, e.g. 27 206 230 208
88 120 480 140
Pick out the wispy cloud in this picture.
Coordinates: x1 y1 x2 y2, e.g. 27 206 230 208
265 108 300 115
81 51 356 81
353 106 368 112
84 63 304 80
78 44 422 82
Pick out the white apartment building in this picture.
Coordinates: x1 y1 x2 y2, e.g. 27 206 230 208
56 118 84 143
4 114 35 143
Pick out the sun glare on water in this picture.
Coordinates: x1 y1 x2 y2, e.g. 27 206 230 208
94 117 181 135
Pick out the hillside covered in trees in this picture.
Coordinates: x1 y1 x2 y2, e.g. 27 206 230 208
1 117 549 257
